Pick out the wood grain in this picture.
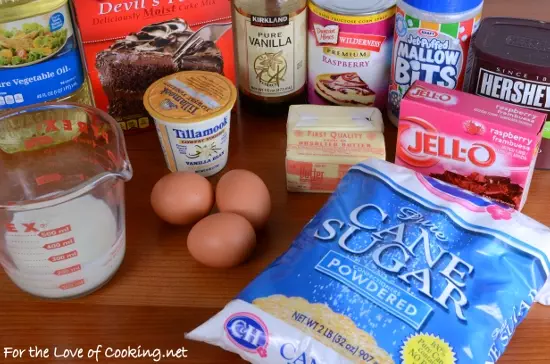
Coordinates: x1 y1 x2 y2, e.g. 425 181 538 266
2 1 550 362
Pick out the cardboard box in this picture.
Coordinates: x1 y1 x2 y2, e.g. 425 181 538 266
71 0 235 133
286 105 386 193
395 81 547 210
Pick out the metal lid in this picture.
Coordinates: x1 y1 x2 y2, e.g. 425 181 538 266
311 0 396 15
0 0 33 7
403 0 483 14
0 0 68 22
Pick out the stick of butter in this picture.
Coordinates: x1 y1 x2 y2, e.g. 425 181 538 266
286 105 386 193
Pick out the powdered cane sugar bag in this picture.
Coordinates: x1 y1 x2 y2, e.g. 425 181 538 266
187 158 550 363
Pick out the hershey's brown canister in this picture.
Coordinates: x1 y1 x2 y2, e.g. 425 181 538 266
465 17 550 169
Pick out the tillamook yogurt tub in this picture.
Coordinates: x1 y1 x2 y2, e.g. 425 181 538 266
143 71 237 177
307 0 396 110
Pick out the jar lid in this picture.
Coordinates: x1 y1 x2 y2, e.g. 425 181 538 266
402 0 483 14
312 0 396 15
0 0 68 22
143 71 237 124
0 0 32 6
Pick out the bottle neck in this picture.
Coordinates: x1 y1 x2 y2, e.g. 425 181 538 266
233 0 306 16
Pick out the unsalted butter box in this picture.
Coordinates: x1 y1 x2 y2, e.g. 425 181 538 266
395 81 547 210
286 105 386 193
71 0 235 134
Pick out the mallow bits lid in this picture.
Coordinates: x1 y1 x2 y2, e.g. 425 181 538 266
402 0 483 14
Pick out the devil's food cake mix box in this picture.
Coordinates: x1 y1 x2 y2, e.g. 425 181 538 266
71 0 235 133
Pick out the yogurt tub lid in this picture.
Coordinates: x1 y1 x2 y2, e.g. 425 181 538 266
311 0 396 15
143 71 237 124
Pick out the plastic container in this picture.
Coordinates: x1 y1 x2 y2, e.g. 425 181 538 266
388 0 484 126
0 103 132 299
464 17 550 170
143 71 237 177
0 0 92 110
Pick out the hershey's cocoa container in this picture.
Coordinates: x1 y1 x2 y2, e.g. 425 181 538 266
464 17 550 169
307 0 396 111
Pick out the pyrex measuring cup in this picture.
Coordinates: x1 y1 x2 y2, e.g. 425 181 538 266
0 103 133 299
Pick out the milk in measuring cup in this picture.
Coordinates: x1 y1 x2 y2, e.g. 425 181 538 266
4 195 124 298
0 103 132 299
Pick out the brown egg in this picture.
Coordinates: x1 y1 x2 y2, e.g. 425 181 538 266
187 213 256 268
215 169 271 229
151 172 214 225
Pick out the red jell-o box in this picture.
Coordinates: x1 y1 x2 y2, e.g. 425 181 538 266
395 81 547 210
71 0 235 134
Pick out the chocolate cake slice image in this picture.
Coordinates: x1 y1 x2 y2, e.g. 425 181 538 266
96 18 227 117
315 72 376 106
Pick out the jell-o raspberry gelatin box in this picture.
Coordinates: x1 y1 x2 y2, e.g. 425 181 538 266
395 81 547 210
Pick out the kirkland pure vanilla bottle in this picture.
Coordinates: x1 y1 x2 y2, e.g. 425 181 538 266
233 0 307 113
0 0 92 110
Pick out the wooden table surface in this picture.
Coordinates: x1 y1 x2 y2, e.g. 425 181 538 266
2 1 550 363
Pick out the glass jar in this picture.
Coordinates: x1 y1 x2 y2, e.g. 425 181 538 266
232 0 307 114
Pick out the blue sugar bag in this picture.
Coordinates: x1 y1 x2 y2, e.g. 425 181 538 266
188 159 550 364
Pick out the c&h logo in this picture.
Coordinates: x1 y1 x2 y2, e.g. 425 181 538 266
224 313 269 357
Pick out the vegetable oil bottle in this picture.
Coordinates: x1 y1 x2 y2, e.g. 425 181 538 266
0 0 92 110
